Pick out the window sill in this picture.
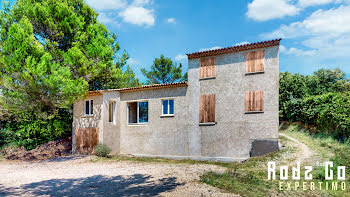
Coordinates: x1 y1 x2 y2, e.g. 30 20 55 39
82 115 94 118
245 111 264 114
199 76 216 81
199 122 217 126
245 71 265 76
160 114 174 118
128 123 148 126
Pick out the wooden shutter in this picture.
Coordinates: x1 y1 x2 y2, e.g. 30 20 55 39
76 127 99 154
199 94 216 123
200 57 216 79
245 50 265 73
245 90 264 112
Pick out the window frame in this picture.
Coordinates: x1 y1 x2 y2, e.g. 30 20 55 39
161 99 174 117
84 100 93 116
108 100 116 124
127 101 149 125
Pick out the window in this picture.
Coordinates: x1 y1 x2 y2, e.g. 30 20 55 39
245 50 265 73
128 101 148 124
199 94 216 123
245 90 264 112
85 100 93 116
109 101 116 123
162 99 174 116
200 57 216 79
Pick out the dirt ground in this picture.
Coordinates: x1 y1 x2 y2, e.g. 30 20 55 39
0 156 238 197
279 132 313 165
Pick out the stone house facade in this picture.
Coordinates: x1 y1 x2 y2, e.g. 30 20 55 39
72 39 281 162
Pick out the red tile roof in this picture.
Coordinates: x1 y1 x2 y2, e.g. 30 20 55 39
87 82 188 95
87 91 103 96
187 39 282 59
118 82 188 92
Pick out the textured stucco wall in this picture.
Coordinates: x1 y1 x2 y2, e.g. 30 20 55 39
72 95 103 154
119 87 191 156
101 91 121 154
188 46 279 159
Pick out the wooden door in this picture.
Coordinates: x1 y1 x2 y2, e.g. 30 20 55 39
76 127 99 154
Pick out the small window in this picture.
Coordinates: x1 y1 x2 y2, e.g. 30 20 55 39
85 100 93 116
162 99 174 116
128 101 148 124
245 90 264 112
109 101 116 123
200 57 216 79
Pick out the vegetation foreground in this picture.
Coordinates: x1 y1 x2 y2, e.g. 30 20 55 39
201 123 350 197
84 123 350 196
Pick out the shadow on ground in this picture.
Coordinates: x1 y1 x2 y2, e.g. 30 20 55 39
0 174 184 196
45 155 88 163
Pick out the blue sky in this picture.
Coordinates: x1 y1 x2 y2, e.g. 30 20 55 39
9 0 350 81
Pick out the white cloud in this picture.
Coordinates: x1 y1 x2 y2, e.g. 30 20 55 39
263 6 350 39
246 0 300 21
132 0 153 6
167 18 176 24
197 42 249 53
98 12 120 25
246 0 349 22
235 41 250 46
85 0 127 11
263 5 350 59
128 58 140 65
279 45 316 56
86 0 155 27
199 46 222 52
261 22 307 39
175 54 187 62
298 0 344 7
119 6 155 27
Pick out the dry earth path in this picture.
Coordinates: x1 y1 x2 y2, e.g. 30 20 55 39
279 132 314 166
0 156 238 197
0 133 312 196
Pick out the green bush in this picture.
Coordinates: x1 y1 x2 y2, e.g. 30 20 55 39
94 144 111 157
279 69 350 142
0 109 72 150
300 93 350 140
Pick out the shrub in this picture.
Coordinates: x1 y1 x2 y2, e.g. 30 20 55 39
299 92 350 141
279 69 350 142
0 109 72 150
94 144 111 157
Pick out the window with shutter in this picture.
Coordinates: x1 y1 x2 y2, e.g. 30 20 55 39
245 90 264 112
245 50 265 73
199 94 216 123
200 57 216 79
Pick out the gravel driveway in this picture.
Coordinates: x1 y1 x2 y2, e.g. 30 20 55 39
0 156 238 197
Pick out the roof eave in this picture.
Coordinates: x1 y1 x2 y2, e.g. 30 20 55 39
87 82 188 96
187 38 282 59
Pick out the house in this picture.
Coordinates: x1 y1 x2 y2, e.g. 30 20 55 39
72 39 281 162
